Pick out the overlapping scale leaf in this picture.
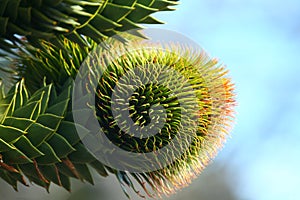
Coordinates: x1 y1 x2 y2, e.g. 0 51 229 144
0 0 105 50
0 78 109 191
0 0 178 53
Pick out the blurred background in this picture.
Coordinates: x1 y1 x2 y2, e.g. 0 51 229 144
1 0 300 199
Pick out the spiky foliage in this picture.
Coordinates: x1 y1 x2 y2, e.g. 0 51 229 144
0 0 179 54
0 78 114 191
0 37 235 198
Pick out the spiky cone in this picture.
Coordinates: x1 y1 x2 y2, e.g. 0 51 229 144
0 36 235 198
73 40 236 197
0 0 179 54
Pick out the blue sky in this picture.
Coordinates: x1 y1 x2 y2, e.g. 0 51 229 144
150 1 300 199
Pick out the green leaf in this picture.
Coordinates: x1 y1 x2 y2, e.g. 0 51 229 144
101 3 133 22
7 171 28 187
12 101 40 120
68 143 96 164
0 17 9 36
56 162 77 179
27 85 52 114
3 117 33 130
151 0 179 10
46 100 69 117
5 0 21 22
113 0 136 7
7 22 31 36
19 163 50 189
0 138 14 152
0 124 25 143
139 16 164 24
17 7 31 24
0 0 9 16
89 160 108 177
56 121 87 145
116 18 144 32
126 3 158 22
73 163 93 184
90 14 122 31
35 142 61 164
47 133 75 158
1 148 32 164
0 169 18 190
26 123 54 147
37 113 63 131
59 172 71 191
31 8 57 25
13 136 44 159
78 24 107 43
38 165 62 187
